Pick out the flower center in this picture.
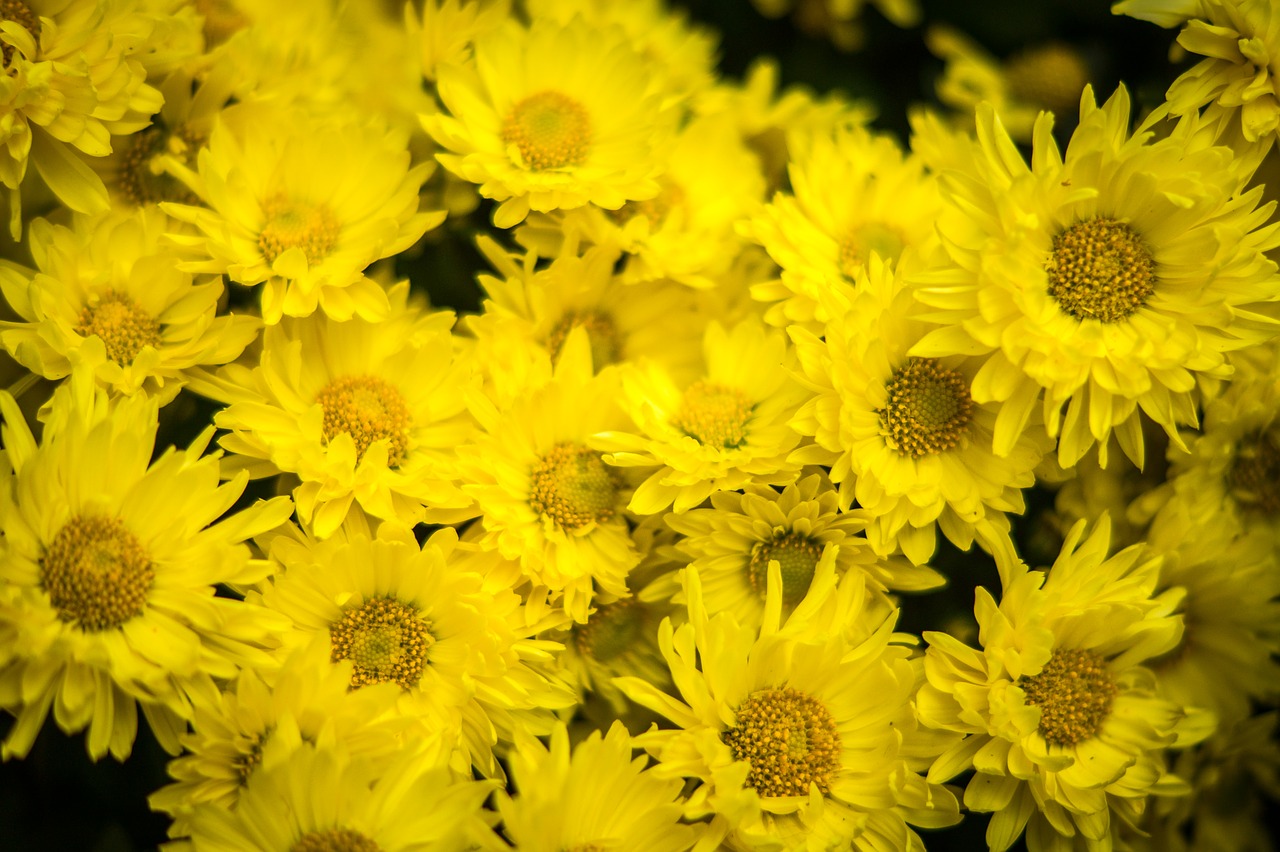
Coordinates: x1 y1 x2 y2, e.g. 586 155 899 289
1227 429 1280 516
722 687 841 798
746 531 824 607
40 515 154 631
1005 43 1090 115
75 289 162 365
1020 648 1117 746
530 442 620 531
315 376 411 467
574 599 640 663
234 728 271 785
672 381 753 449
258 194 340 267
329 597 433 690
546 309 621 369
878 357 973 457
0 1 37 65
838 222 905 277
118 124 203 206
501 90 592 171
291 827 382 852
1046 217 1156 323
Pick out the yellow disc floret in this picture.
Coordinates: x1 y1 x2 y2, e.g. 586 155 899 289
1045 217 1156 323
291 827 382 852
40 515 154 632
546 309 621 369
722 687 842 798
672 381 754 449
573 599 639 663
315 376 411 466
501 91 592 171
76 289 162 365
258 194 341 267
1020 648 1117 746
329 597 433 691
746 531 823 607
530 442 620 531
1228 428 1280 516
878 357 973 457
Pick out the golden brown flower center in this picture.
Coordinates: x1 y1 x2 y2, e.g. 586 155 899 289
315 376 411 467
291 827 382 852
76 289 162 365
722 687 841 798
1046 218 1156 323
546 309 621 369
672 381 753 449
530 442 620 531
1005 43 1091 116
838 222 905 277
502 90 592 171
119 124 203 207
746 531 823 607
1021 648 1117 746
329 597 433 691
0 1 37 65
574 599 640 663
1227 429 1280 516
259 194 340 267
234 729 271 785
40 515 154 631
879 357 973 457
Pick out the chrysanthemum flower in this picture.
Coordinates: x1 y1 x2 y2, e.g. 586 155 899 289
910 86 1280 467
423 15 680 227
0 377 294 761
616 562 960 850
665 474 945 630
917 517 1214 852
163 105 444 323
254 521 574 777
189 282 474 538
598 317 808 515
496 722 700 852
790 258 1051 564
0 208 258 404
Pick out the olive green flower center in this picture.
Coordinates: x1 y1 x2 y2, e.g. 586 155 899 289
672 380 753 449
502 91 592 171
1046 217 1156 323
76 289 162 365
574 599 640 663
40 515 154 631
1005 43 1090 115
722 687 841 798
259 194 340 267
1021 648 1117 746
746 531 823 607
530 442 620 531
291 827 382 852
879 357 973 457
316 375 411 467
546 309 621 369
329 597 433 691
1227 429 1280 516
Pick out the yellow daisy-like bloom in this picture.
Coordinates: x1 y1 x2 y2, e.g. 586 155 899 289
184 735 496 852
456 331 639 622
0 377 294 761
917 517 1214 852
910 86 1280 467
790 258 1051 565
496 721 700 852
616 562 960 851
149 642 409 838
598 317 808 515
423 15 680 228
190 282 474 538
747 124 942 331
163 105 444 323
0 208 258 404
664 474 945 631
254 522 574 778
0 0 164 235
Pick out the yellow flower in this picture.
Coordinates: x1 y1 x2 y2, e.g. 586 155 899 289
910 86 1280 467
0 376 294 761
496 721 700 852
0 208 259 404
164 105 444 323
599 317 808 515
190 282 474 538
917 517 1214 852
423 15 680 227
410 0 511 82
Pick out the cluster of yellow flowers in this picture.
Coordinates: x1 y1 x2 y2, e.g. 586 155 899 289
0 1 1277 850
